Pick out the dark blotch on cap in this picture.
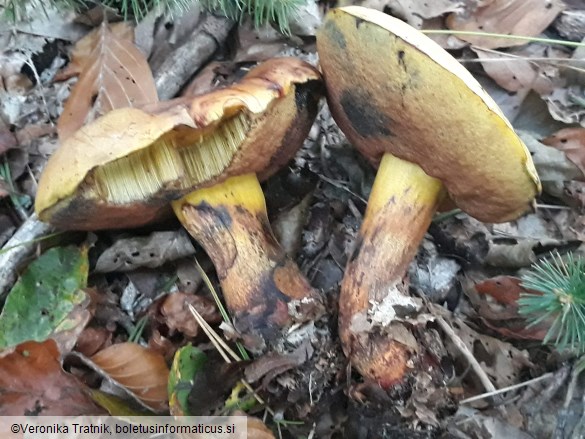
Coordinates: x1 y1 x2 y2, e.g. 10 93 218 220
324 19 346 49
339 90 393 138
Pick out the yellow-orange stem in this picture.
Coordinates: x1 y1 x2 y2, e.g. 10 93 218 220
172 174 323 352
340 153 445 388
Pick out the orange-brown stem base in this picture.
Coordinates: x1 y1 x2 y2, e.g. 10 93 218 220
339 154 444 388
179 201 323 352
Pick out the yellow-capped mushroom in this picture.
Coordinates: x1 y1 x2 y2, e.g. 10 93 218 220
317 7 541 387
36 58 325 352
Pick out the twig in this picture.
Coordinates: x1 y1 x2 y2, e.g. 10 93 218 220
154 13 235 100
436 315 498 394
0 214 52 301
460 372 554 404
563 366 583 410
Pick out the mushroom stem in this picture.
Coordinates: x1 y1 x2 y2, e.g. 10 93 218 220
339 153 445 388
172 173 323 352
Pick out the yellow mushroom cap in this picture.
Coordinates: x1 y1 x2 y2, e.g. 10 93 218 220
317 6 541 223
35 58 322 230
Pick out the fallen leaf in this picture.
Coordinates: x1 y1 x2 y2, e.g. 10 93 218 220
95 230 196 272
168 344 207 416
14 123 56 146
449 406 533 439
447 0 564 49
235 22 294 63
517 130 583 198
473 276 548 340
181 61 228 97
554 8 585 42
75 327 112 357
445 316 533 389
160 292 221 337
0 246 89 349
56 22 134 81
542 127 585 177
543 85 585 126
472 46 557 95
0 339 103 415
0 129 17 154
362 0 464 28
57 21 158 141
475 275 525 305
90 342 169 412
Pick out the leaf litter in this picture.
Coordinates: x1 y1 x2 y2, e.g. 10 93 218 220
2 1 585 437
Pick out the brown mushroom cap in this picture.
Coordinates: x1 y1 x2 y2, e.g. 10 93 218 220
317 6 541 223
35 58 322 230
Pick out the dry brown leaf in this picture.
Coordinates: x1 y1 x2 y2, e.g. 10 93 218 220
447 0 564 49
362 0 464 28
543 85 585 126
473 276 548 341
160 292 221 337
57 21 158 141
472 46 557 95
90 342 169 412
446 317 533 389
56 22 134 81
0 130 17 155
542 127 585 176
75 326 112 357
0 339 104 415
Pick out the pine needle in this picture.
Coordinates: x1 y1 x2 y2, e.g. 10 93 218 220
199 0 304 34
2 0 304 33
519 252 585 354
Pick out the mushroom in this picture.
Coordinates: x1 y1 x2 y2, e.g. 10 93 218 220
317 7 541 387
35 58 324 352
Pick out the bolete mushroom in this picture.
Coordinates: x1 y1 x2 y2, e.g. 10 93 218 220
317 7 541 387
35 58 324 352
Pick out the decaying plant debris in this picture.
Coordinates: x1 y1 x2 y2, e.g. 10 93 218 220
2 0 585 437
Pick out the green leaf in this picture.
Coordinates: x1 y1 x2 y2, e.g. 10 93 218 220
0 246 88 349
168 344 207 416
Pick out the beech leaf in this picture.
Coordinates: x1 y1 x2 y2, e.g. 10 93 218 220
542 127 585 177
56 22 134 81
90 342 169 412
447 0 564 49
0 339 103 415
58 21 158 141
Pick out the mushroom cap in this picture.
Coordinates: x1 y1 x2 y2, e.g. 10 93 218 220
36 58 322 230
317 6 541 223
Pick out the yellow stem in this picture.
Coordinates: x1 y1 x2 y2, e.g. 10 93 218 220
340 153 445 387
172 174 323 352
